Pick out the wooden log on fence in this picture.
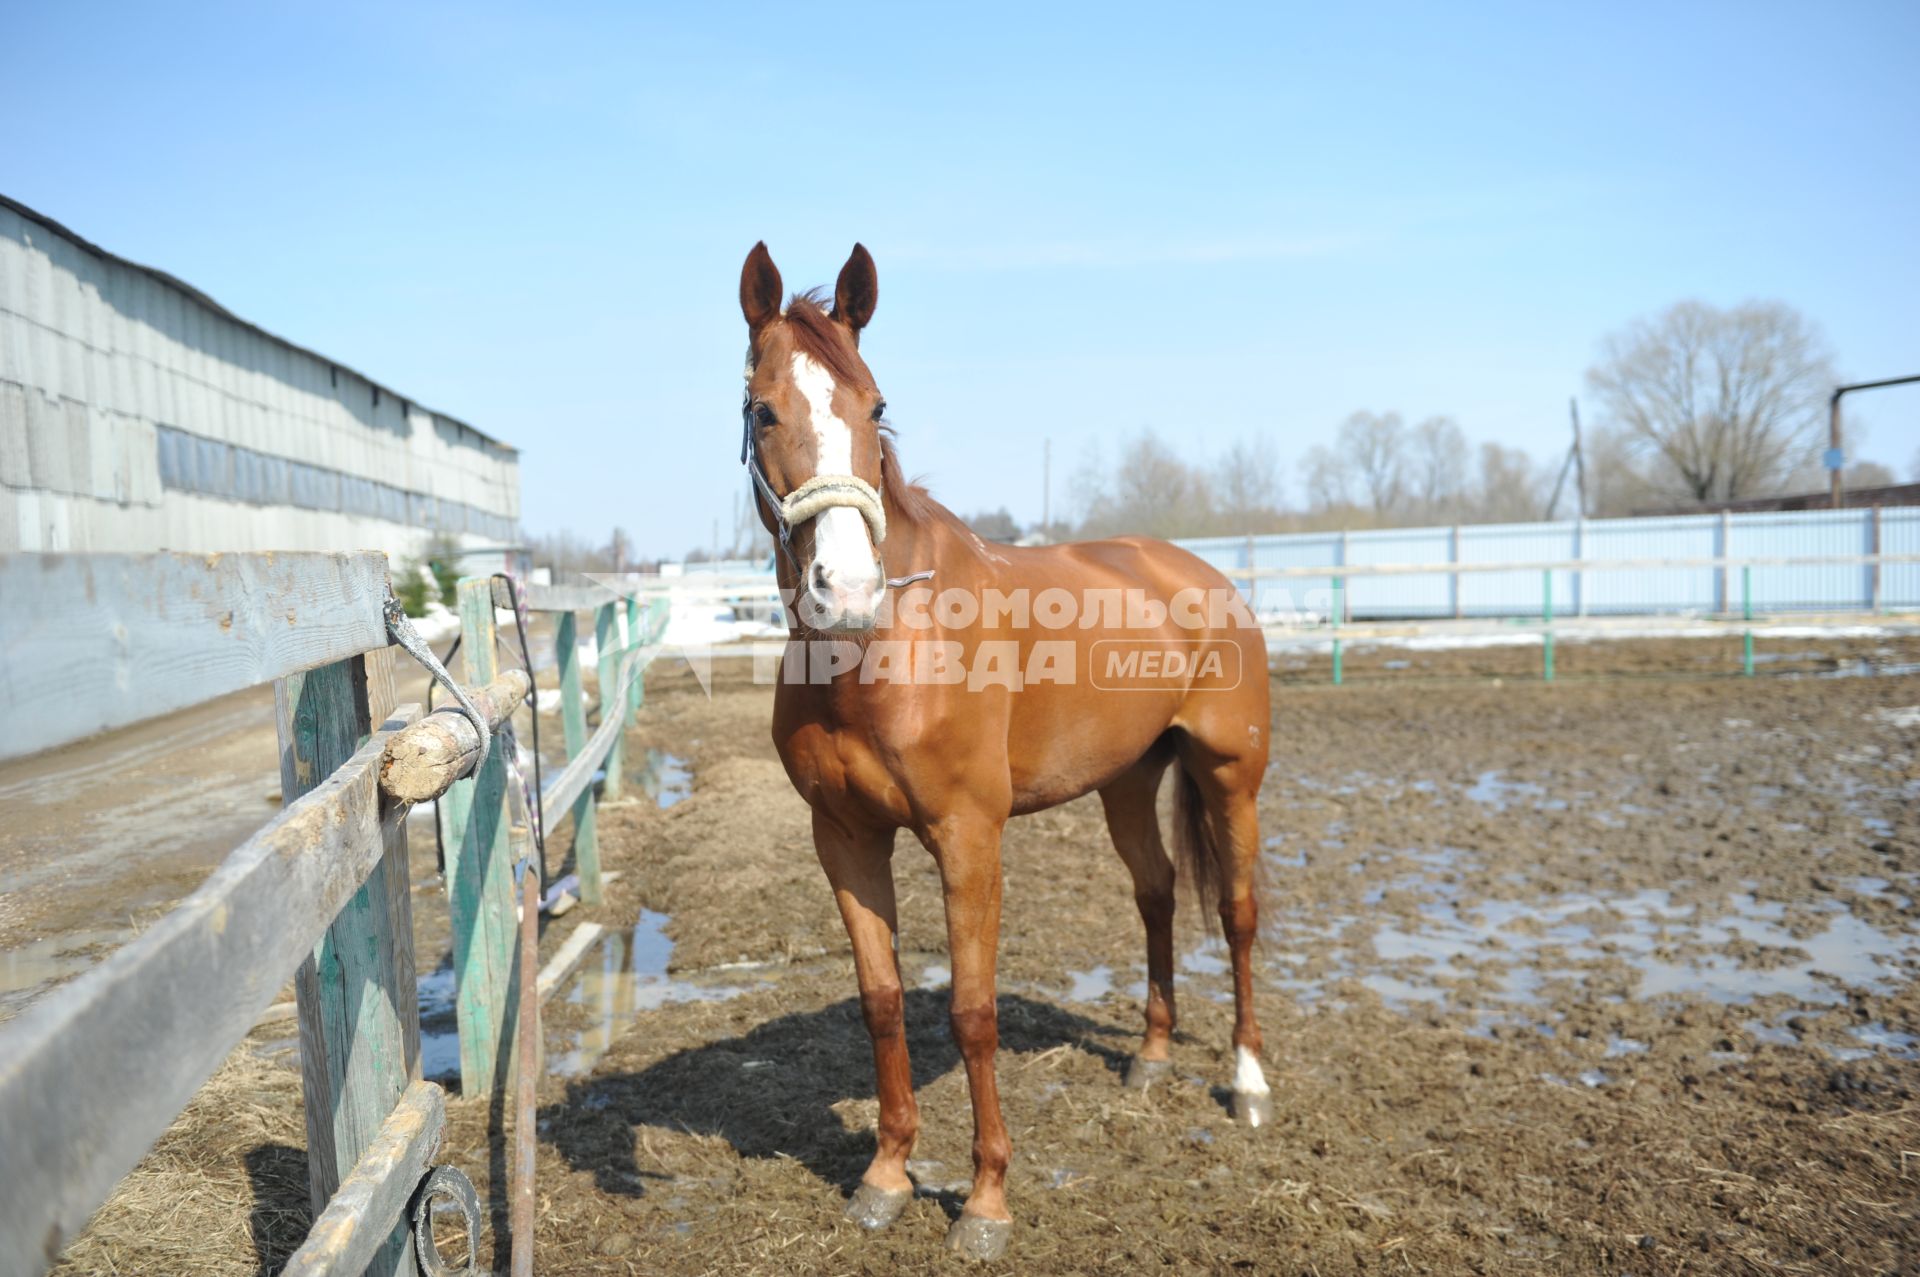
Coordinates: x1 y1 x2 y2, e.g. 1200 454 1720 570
280 1081 446 1277
278 653 420 1277
380 669 532 803
444 578 521 1097
0 704 419 1277
521 580 620 613
555 608 603 905
0 551 390 762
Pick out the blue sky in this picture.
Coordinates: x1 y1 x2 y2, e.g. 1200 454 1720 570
7 2 1918 555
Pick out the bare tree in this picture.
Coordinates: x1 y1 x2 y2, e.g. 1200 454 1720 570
1215 436 1282 523
1342 411 1407 514
1407 416 1467 518
1586 300 1834 503
964 507 1022 541
1471 442 1547 523
1299 443 1349 513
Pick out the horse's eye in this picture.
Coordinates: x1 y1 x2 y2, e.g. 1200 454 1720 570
754 403 777 427
871 401 887 422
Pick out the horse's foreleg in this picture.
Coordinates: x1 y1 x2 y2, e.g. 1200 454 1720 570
1098 759 1177 1087
926 812 1014 1261
813 808 917 1229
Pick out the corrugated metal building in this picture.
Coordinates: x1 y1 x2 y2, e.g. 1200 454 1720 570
0 195 519 562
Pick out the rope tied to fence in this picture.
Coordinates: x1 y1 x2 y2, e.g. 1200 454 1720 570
383 589 492 778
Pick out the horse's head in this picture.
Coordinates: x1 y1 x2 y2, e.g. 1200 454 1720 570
738 241 889 634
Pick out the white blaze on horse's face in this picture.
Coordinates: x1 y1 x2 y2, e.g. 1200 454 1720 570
791 351 885 630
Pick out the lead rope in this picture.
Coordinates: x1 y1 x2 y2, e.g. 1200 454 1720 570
383 588 491 778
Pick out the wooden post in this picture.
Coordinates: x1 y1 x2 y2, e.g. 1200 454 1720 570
445 578 520 1096
596 602 626 803
556 609 603 905
276 649 419 1277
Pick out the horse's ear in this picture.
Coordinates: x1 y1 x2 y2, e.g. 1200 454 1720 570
739 242 783 339
832 243 877 341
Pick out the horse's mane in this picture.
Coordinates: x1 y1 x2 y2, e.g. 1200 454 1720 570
781 290 935 530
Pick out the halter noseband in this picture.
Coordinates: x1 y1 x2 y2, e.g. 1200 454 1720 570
740 388 888 575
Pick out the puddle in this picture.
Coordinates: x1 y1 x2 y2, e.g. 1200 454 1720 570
637 750 692 808
0 927 132 1020
547 910 750 1077
1067 965 1114 1002
410 909 753 1082
1269 879 1920 1031
1464 770 1543 810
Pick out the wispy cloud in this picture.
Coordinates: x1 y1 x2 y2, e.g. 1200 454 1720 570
890 231 1373 272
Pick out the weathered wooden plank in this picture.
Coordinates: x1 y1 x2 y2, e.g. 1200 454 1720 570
554 608 602 906
595 602 626 803
541 679 623 819
541 644 656 819
0 551 389 761
0 705 419 1277
519 579 621 613
278 655 419 1277
445 578 519 1096
536 922 606 1001
279 1082 446 1277
380 670 532 803
511 852 541 1277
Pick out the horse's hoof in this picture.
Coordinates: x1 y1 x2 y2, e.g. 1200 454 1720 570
1232 1089 1274 1128
945 1212 1012 1262
1125 1056 1172 1090
844 1182 912 1230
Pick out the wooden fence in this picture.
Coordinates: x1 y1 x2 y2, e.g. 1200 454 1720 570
0 553 667 1276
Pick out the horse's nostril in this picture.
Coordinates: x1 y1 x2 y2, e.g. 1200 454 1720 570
809 561 832 591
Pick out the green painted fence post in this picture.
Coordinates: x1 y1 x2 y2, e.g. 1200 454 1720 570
1743 564 1754 676
1542 570 1555 682
445 577 520 1096
1331 575 1344 686
556 609 603 905
596 601 626 803
625 594 644 723
275 648 419 1277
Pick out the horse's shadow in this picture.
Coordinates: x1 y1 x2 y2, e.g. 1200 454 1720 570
541 988 1130 1201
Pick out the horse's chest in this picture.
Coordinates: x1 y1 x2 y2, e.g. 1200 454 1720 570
777 722 916 827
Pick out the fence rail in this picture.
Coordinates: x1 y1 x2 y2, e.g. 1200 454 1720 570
0 553 670 1276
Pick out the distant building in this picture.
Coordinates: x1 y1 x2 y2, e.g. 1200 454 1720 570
1635 483 1920 516
0 195 519 565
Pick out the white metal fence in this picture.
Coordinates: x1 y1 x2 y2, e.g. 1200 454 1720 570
1176 506 1920 620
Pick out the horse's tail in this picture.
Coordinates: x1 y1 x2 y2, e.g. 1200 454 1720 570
1171 763 1224 911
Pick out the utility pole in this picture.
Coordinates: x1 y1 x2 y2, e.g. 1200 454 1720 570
1570 397 1587 518
1828 374 1920 508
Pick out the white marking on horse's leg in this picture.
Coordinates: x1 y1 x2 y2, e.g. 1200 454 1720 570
1234 1045 1270 1095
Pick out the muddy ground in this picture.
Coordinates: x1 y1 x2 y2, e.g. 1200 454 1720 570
37 635 1920 1276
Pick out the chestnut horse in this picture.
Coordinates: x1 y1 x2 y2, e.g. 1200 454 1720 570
737 242 1271 1260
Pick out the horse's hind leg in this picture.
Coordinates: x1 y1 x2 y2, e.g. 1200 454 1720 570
1097 753 1177 1088
1175 740 1272 1127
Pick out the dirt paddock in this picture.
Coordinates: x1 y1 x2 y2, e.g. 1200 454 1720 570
46 638 1920 1276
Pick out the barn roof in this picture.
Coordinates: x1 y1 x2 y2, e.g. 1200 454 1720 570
0 192 515 455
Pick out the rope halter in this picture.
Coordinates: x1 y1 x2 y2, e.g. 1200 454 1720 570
740 386 887 572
